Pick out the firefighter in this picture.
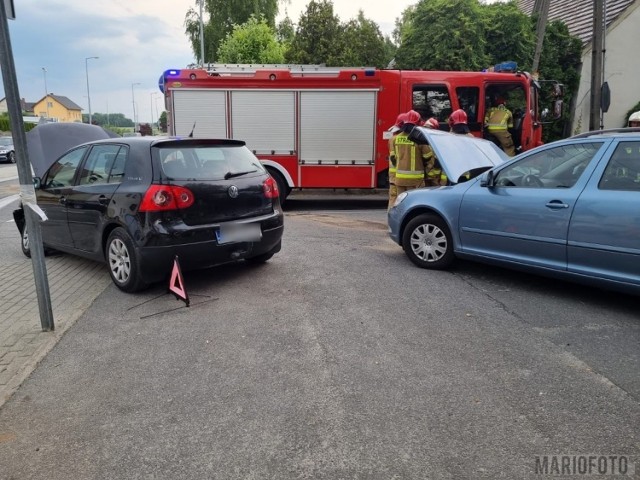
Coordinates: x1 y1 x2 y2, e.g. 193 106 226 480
484 97 515 156
448 109 474 136
393 110 433 196
628 111 640 128
423 118 448 186
387 113 408 209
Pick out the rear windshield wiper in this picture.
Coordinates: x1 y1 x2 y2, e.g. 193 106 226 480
224 169 256 179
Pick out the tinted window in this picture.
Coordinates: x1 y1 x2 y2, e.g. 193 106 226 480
43 147 87 188
78 144 122 186
157 145 265 180
412 85 451 124
108 147 128 184
495 142 604 188
456 87 479 124
599 141 640 191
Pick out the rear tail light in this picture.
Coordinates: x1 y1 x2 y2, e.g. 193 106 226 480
139 184 195 212
263 176 279 199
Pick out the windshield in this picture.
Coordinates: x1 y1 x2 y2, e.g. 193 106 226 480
156 144 265 180
0 137 13 146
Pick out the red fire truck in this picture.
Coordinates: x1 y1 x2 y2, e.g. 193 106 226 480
159 64 561 202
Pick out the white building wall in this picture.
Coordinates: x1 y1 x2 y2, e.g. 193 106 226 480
573 3 640 133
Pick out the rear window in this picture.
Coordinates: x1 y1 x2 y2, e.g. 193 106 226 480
156 144 265 180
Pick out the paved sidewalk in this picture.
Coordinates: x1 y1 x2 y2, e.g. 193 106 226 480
0 171 111 407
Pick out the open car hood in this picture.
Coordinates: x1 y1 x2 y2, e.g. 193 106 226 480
408 127 509 183
27 123 120 177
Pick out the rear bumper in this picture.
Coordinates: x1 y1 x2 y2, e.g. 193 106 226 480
137 212 284 283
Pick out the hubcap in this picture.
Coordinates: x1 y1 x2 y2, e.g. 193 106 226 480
22 227 29 251
410 223 447 263
108 238 131 284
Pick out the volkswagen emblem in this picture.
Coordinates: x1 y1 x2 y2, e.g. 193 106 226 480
228 185 239 198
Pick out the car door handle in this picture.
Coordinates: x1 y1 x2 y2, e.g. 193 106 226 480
98 195 109 206
545 200 569 209
58 196 66 205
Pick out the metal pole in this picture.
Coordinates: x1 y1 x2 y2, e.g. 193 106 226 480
150 92 155 134
199 0 205 67
0 1 54 331
589 0 604 131
85 56 98 125
131 82 140 133
41 67 49 119
600 0 607 130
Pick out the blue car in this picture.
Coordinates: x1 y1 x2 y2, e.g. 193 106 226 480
388 128 640 295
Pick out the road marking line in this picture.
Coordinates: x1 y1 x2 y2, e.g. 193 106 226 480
0 194 19 210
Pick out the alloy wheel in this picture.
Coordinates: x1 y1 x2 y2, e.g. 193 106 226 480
108 238 131 284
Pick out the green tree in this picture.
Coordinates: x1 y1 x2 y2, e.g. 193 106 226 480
395 0 488 71
340 11 390 68
217 16 285 63
285 0 344 65
483 1 535 68
184 0 280 64
159 111 168 133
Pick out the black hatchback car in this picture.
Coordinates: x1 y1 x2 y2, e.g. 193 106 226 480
14 136 284 292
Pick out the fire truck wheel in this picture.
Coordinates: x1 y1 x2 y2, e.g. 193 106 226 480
268 169 290 205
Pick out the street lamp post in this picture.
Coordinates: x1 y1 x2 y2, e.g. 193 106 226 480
150 92 159 135
131 82 141 133
85 56 99 125
41 67 49 119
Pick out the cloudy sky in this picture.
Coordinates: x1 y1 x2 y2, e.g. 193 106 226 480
1 0 497 124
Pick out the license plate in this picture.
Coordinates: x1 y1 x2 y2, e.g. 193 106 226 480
216 223 262 244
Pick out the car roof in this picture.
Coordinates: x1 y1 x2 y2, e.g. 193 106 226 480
570 127 640 140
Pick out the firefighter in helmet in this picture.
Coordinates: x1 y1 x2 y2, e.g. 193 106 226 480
628 111 640 128
448 109 474 136
387 113 408 209
484 97 515 156
423 118 448 186
392 110 433 196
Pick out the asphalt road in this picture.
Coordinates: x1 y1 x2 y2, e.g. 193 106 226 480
0 187 638 479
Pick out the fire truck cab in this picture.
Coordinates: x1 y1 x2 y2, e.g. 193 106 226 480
160 64 559 202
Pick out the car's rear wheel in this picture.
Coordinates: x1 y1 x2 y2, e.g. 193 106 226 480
8 151 15 164
402 214 454 269
106 228 148 293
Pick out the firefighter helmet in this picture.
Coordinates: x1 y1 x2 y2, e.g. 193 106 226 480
448 109 468 127
425 117 440 129
629 111 640 127
405 110 425 126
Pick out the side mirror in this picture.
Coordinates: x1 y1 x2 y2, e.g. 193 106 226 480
33 177 41 189
480 170 494 187
553 99 563 119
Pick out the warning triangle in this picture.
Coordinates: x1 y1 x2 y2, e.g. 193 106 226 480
168 256 189 306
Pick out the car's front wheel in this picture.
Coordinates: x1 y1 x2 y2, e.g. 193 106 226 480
21 224 30 258
7 151 15 164
106 228 147 293
402 214 454 269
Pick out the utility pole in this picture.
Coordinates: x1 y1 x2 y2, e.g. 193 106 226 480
532 0 550 76
0 1 54 331
589 0 605 131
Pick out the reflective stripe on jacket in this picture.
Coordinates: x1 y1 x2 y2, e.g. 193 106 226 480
394 133 433 185
485 106 513 131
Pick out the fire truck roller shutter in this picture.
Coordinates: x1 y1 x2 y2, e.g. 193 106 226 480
300 91 376 165
231 91 295 154
172 90 227 138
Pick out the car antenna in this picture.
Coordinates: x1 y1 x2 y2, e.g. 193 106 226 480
188 122 196 138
